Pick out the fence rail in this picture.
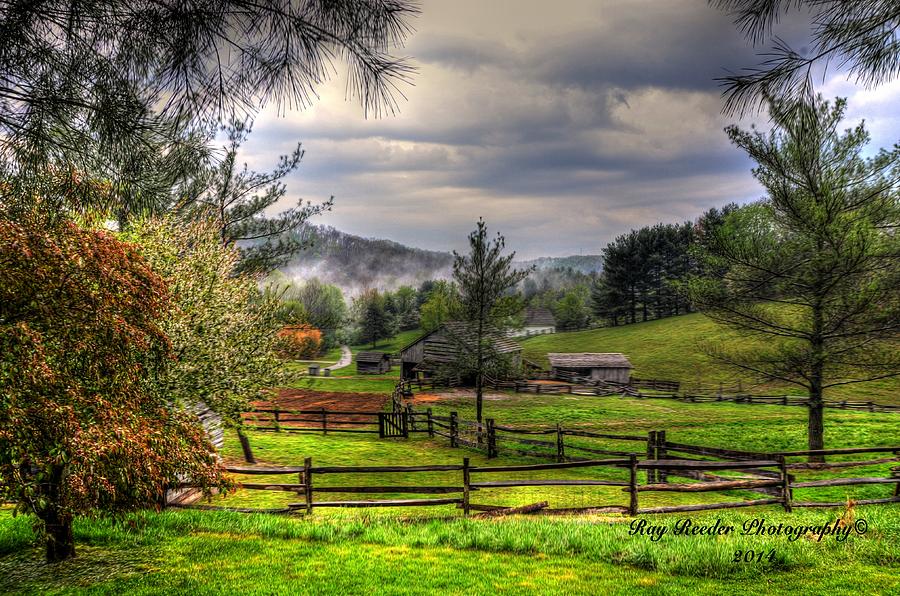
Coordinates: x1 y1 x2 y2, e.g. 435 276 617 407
178 449 900 516
396 372 900 413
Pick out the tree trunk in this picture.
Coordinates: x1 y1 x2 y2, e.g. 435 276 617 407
476 371 484 428
808 368 825 463
237 427 256 463
38 466 76 562
808 303 826 463
629 286 636 324
44 514 75 562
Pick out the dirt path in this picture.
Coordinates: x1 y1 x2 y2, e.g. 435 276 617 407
325 345 352 372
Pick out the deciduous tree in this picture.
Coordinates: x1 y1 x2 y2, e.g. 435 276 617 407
125 216 287 427
0 220 229 562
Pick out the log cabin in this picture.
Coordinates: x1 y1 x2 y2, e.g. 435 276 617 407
399 321 523 381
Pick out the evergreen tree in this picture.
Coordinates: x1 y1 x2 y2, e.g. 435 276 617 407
186 120 332 275
715 1 900 115
355 289 396 349
452 219 532 423
688 96 900 458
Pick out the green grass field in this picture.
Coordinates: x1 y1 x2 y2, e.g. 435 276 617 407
2 320 898 594
521 313 900 405
2 502 898 594
352 328 423 355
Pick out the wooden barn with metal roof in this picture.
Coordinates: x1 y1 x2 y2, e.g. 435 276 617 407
399 321 523 381
548 353 633 384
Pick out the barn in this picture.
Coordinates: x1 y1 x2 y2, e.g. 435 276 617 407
356 351 392 374
399 321 523 381
548 353 633 383
509 306 556 337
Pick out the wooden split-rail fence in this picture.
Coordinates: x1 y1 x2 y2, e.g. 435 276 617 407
396 373 900 413
245 407 422 439
182 444 900 516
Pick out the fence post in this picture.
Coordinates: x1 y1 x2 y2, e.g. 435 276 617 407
274 407 281 431
628 453 639 516
427 408 434 437
405 404 415 432
450 411 458 448
657 431 667 484
556 423 565 462
646 431 657 484
321 408 327 435
462 457 471 516
237 427 256 464
304 457 313 514
487 418 497 458
779 455 792 513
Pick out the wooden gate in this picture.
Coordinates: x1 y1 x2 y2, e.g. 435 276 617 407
379 412 408 438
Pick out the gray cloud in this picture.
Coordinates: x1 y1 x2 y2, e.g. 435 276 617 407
233 0 900 259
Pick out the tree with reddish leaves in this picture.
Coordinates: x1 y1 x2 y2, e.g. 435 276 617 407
0 220 231 562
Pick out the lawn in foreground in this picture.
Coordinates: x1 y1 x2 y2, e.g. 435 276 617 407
1 507 898 595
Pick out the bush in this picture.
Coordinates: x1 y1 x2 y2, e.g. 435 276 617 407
275 324 324 359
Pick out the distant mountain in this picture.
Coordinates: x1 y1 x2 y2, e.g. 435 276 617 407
281 225 454 294
279 225 602 294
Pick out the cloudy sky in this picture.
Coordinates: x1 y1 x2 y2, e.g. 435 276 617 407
238 0 900 259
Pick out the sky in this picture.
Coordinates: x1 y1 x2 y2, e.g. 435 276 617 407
237 0 900 259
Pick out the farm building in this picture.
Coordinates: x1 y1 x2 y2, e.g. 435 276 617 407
548 353 632 383
399 321 523 381
355 351 392 374
509 306 556 337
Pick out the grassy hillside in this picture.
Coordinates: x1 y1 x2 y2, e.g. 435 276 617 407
521 313 900 404
351 328 423 355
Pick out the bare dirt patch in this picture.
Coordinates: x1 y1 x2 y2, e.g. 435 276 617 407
409 388 513 405
244 388 391 428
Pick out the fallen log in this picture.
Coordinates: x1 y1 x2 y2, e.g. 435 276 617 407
475 501 549 518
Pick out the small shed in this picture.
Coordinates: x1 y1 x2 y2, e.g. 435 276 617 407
399 321 522 381
548 353 632 383
356 351 392 374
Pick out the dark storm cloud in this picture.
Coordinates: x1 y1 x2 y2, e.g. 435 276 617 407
239 0 898 258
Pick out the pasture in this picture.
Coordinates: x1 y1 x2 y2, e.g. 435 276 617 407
521 314 900 405
1 326 898 595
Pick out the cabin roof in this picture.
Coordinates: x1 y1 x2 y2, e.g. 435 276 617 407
401 321 522 361
356 351 389 362
547 353 632 368
524 306 556 327
437 321 522 354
